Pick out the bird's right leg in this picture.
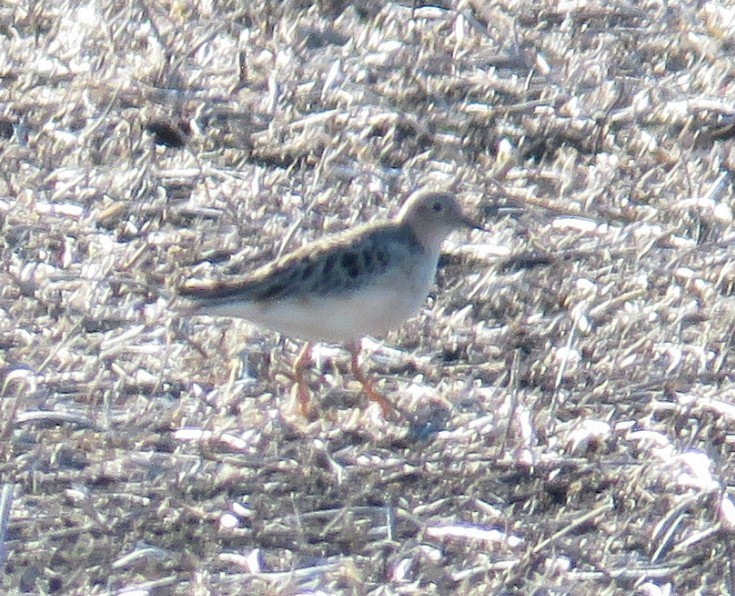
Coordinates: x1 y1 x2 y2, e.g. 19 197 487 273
293 342 313 416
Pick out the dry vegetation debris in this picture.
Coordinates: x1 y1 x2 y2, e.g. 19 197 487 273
2 0 735 593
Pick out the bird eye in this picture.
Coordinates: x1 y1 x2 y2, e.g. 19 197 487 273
432 201 443 212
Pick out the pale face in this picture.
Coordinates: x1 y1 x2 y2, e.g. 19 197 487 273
398 191 483 249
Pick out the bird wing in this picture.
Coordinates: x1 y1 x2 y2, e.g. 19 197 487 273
178 222 422 305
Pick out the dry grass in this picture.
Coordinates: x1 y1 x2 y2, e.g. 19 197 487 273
2 0 735 593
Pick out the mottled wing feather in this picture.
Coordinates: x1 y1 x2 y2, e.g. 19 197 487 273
179 222 423 305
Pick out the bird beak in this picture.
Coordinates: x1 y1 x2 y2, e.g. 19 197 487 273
465 197 525 231
461 212 486 232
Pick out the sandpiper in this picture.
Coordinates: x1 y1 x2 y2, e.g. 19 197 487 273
179 189 483 417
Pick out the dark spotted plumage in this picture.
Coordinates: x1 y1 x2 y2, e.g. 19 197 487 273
180 224 424 305
178 190 484 417
178 190 482 343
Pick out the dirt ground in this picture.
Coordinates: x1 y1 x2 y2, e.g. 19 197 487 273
2 0 735 593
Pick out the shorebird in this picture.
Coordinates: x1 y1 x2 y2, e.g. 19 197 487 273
179 190 483 417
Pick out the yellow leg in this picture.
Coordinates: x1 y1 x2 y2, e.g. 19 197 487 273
347 340 396 418
293 342 313 416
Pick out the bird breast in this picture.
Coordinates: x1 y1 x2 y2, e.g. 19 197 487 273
250 252 439 342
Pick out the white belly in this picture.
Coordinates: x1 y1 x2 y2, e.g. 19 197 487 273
199 255 439 342
258 284 427 342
